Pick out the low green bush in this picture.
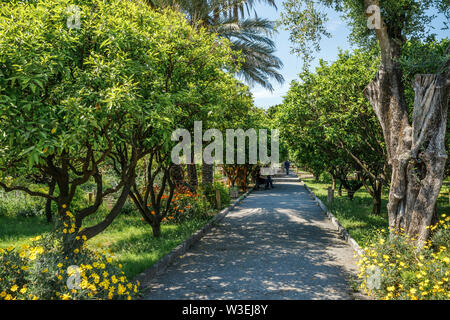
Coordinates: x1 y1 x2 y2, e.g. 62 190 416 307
202 182 231 209
0 193 45 218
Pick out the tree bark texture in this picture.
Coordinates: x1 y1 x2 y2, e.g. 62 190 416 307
364 1 449 244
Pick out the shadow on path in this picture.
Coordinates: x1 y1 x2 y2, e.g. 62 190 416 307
143 175 358 300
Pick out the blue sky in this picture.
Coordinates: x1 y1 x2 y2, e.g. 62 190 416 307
249 1 449 109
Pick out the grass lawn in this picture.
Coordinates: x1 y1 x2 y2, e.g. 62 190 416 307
0 211 211 279
301 175 450 247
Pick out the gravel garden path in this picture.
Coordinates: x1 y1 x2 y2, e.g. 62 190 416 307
143 174 359 300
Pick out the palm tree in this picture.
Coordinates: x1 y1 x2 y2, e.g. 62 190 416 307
146 0 283 188
149 0 284 90
213 16 284 90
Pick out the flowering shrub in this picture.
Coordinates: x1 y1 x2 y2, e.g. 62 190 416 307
157 187 207 223
357 214 450 300
0 214 140 300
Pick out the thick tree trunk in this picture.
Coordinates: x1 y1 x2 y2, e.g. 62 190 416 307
45 178 56 223
372 179 382 215
187 164 198 190
339 175 363 200
329 170 337 191
202 163 214 187
363 4 449 244
152 220 161 238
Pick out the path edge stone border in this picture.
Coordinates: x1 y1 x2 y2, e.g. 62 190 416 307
300 179 364 256
134 188 254 288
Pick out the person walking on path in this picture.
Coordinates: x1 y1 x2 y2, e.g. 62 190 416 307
284 160 291 175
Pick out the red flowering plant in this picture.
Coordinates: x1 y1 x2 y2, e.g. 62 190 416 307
162 186 207 223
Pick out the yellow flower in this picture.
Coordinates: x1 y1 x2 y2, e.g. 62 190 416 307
57 263 63 268
386 286 395 292
51 128 57 134
10 285 19 292
61 293 71 300
74 248 79 254
19 287 27 294
117 284 126 295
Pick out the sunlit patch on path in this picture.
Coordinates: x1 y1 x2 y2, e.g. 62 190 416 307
143 174 358 300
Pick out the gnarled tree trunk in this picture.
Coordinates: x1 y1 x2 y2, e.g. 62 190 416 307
363 3 449 245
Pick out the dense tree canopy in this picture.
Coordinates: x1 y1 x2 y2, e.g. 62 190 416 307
0 0 243 243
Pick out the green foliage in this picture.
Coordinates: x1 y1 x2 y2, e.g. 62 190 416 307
0 0 238 240
400 38 450 80
0 192 45 218
202 181 231 209
276 49 382 180
154 0 284 90
278 0 448 62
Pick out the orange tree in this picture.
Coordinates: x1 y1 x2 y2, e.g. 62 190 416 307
0 0 235 246
128 76 251 238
